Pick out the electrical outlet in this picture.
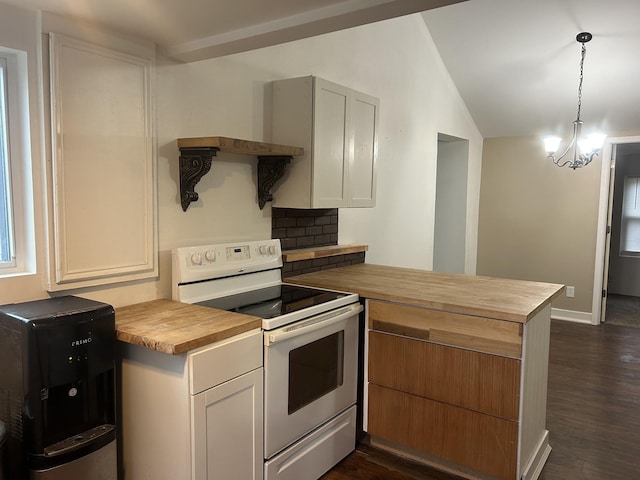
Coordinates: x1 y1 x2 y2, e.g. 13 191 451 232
566 286 575 298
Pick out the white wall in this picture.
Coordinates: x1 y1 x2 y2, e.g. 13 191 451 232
477 135 601 314
157 14 482 295
156 14 483 299
0 5 483 307
336 19 483 273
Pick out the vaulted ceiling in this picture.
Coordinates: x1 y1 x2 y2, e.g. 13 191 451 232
4 0 639 140
422 0 640 138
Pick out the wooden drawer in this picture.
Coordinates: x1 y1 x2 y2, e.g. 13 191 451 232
368 384 518 480
368 300 522 358
369 330 521 420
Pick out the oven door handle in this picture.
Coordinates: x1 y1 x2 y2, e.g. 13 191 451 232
264 303 363 346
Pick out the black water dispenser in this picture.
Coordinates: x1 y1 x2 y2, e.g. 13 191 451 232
0 296 117 479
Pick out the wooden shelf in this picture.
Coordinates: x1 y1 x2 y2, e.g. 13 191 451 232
282 244 368 262
177 136 304 211
177 136 304 156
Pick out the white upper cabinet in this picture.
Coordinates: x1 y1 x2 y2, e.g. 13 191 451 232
47 33 156 290
271 76 378 208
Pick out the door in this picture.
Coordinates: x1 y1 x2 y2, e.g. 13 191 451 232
191 368 263 480
601 146 617 322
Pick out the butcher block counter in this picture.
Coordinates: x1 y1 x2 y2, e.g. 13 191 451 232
115 299 261 354
285 263 563 322
287 263 564 480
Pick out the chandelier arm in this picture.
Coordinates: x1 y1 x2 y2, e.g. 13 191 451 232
552 155 575 168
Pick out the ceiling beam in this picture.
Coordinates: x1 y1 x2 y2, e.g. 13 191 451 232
166 0 466 62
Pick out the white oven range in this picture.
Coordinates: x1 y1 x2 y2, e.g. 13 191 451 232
172 239 361 480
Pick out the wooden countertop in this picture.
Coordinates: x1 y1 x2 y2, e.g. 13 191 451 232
286 264 564 323
115 299 261 355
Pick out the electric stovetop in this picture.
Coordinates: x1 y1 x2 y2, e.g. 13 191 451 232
196 284 349 320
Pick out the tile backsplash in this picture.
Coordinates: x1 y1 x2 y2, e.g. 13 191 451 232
272 208 365 278
271 208 338 250
282 251 366 278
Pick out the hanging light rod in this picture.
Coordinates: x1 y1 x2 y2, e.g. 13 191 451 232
543 32 606 170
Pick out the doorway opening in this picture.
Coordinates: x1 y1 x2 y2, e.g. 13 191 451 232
433 133 469 274
593 136 640 325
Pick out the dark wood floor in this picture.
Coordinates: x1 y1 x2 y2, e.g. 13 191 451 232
322 320 640 480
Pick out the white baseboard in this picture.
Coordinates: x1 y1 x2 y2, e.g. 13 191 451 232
551 307 593 324
521 430 551 480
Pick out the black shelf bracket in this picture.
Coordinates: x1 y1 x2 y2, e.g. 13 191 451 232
178 147 292 211
257 156 292 209
179 147 219 211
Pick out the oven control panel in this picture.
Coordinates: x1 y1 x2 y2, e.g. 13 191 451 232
172 239 282 285
226 245 251 261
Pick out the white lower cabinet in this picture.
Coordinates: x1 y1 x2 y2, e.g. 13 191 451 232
192 368 263 480
120 329 263 480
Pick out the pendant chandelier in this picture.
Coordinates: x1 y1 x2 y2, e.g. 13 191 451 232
543 32 606 169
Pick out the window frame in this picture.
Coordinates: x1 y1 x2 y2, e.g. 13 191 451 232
0 46 34 277
0 55 16 268
619 175 640 258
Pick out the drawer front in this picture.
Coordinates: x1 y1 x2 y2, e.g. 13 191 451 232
189 328 263 395
369 331 521 420
368 384 518 480
368 300 522 358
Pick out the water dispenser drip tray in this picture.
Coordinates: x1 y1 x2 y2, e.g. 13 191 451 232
44 424 115 457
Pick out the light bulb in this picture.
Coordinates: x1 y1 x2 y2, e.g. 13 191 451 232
587 133 606 151
543 136 561 155
578 137 593 155
578 133 606 155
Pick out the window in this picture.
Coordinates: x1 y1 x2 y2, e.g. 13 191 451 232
620 176 640 257
0 46 34 277
0 56 14 268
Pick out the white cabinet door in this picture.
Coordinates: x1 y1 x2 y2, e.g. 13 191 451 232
349 91 378 207
47 33 156 290
192 368 264 480
312 79 349 207
272 76 378 208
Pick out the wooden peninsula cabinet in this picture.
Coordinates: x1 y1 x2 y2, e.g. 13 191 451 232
367 300 546 480
285 264 564 480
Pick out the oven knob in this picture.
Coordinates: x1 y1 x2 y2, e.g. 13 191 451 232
259 245 267 255
268 245 276 255
190 253 202 265
204 250 216 262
